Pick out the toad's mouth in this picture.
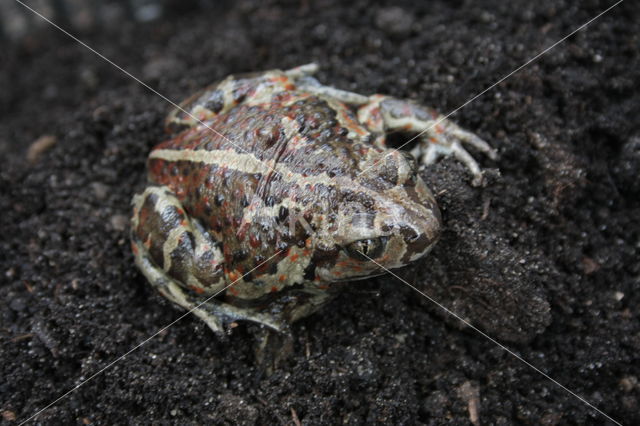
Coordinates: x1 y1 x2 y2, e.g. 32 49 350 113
333 269 388 282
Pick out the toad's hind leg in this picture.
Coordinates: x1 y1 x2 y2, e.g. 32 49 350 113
133 243 287 335
167 66 301 131
358 96 498 185
131 185 228 331
131 185 288 333
131 186 226 292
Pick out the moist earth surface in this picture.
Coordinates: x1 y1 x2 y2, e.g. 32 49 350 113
1 0 638 424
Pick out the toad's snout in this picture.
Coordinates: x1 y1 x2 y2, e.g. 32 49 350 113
396 202 442 261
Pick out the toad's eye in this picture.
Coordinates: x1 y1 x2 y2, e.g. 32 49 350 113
344 237 388 260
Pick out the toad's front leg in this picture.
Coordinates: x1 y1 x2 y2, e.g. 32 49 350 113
359 95 498 185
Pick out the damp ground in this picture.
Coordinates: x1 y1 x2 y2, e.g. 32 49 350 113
1 0 638 424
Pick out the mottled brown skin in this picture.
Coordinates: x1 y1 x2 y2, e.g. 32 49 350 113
131 64 494 338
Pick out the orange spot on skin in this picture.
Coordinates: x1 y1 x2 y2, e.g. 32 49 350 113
305 239 312 249
228 286 239 296
228 271 239 281
131 243 139 255
271 286 278 293
318 284 329 290
249 234 260 248
435 125 444 134
190 285 205 295
290 253 299 262
340 110 367 135
279 275 286 283
149 159 165 180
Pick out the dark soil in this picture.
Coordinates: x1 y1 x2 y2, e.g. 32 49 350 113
1 0 639 424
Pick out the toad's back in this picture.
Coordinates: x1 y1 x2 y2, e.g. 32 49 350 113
146 93 382 276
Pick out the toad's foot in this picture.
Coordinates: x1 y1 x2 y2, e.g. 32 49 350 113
359 96 498 186
410 117 498 186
